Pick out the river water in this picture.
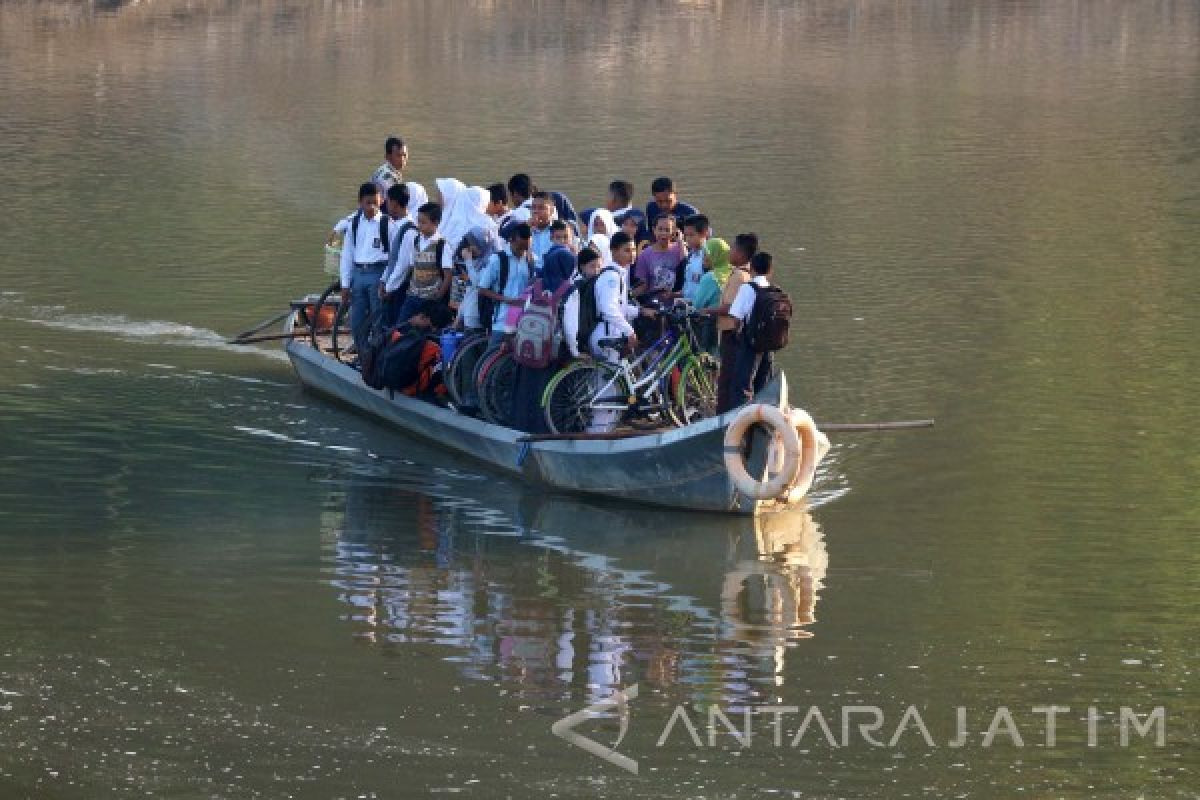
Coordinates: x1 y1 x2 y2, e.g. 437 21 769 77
1 1 1197 797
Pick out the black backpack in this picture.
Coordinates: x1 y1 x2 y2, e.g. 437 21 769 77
351 211 390 255
378 330 430 390
359 317 392 389
746 285 793 353
476 252 511 332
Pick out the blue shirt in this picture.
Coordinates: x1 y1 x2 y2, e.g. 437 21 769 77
478 248 537 332
680 247 707 303
530 225 555 263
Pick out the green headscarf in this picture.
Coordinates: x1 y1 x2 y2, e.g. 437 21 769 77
704 238 732 286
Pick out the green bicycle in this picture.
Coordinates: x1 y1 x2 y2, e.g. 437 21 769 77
541 302 718 434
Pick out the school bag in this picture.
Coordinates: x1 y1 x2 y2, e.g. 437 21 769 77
350 211 390 255
746 285 793 353
512 280 572 369
476 252 510 333
359 316 392 390
565 267 616 357
378 329 433 391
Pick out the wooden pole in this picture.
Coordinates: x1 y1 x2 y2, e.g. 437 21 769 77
818 420 934 432
227 330 348 345
231 310 293 342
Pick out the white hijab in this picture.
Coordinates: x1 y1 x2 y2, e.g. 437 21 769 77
460 186 497 239
435 177 466 242
587 208 617 241
405 181 428 224
588 233 612 267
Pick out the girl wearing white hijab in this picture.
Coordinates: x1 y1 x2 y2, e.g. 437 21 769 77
587 208 617 242
405 181 428 224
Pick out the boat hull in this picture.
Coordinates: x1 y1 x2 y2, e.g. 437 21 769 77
284 314 784 515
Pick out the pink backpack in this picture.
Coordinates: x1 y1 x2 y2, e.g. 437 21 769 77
512 280 570 369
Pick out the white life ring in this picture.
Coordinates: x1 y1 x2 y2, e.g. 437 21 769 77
724 404 801 500
781 408 823 503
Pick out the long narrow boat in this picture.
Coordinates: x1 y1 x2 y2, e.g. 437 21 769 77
282 303 805 516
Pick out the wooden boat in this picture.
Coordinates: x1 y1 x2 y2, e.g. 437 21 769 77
282 301 799 516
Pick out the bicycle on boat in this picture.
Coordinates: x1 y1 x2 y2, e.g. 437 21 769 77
540 301 717 434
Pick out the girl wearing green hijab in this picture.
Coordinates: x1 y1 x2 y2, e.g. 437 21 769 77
692 237 730 354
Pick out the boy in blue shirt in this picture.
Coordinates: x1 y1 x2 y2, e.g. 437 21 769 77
477 224 537 348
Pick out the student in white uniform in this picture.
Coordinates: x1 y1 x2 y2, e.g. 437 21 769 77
378 184 421 324
727 251 777 407
384 202 451 326
339 183 392 359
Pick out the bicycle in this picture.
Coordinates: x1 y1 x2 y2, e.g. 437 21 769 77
541 302 717 434
445 330 490 410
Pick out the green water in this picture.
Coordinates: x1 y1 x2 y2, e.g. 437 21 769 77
1 1 1197 797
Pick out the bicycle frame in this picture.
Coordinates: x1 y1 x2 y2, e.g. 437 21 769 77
586 315 704 413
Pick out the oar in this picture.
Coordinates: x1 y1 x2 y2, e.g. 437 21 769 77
230 309 293 342
227 330 349 345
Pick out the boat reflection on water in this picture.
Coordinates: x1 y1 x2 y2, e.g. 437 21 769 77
323 464 827 708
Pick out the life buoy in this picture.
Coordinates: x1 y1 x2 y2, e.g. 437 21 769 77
781 408 823 504
724 404 801 500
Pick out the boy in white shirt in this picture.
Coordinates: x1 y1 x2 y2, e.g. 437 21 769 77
339 183 391 359
384 202 451 327
727 251 776 408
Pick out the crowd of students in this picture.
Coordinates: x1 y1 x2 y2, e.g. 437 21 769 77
331 136 784 418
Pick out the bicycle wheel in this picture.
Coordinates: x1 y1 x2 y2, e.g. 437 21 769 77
669 358 717 427
542 361 626 434
479 352 519 426
446 333 488 409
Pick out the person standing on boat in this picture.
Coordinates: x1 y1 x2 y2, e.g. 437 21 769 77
477 224 537 348
644 176 699 234
680 214 711 304
384 202 451 326
486 183 510 227
727 251 778 408
340 183 392 359
706 232 757 413
370 136 408 196
378 183 421 324
528 192 558 265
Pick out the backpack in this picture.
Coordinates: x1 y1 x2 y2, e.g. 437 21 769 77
512 279 572 369
359 314 392 390
476 252 511 333
745 285 793 353
378 329 432 391
351 211 389 255
567 267 616 356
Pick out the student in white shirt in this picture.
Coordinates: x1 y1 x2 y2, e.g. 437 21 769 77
378 184 421 324
477 224 537 348
727 251 776 408
339 183 392 359
384 202 451 327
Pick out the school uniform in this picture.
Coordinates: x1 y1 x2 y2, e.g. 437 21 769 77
530 224 555 264
388 232 450 326
338 210 390 358
680 245 707 304
715 267 751 413
727 274 774 409
379 216 419 325
477 247 537 347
